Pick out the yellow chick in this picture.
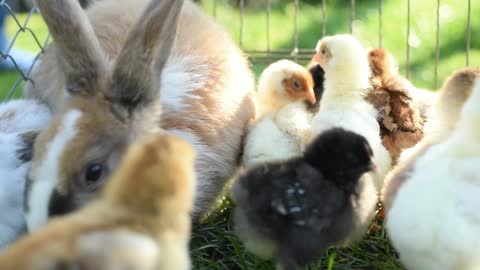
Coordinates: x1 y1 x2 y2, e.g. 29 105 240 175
256 59 316 116
0 134 195 270
243 60 316 167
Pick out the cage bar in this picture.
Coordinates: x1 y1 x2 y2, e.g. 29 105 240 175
466 0 471 66
213 0 217 18
350 0 355 34
406 0 411 79
434 0 440 89
322 0 327 36
293 0 299 61
266 0 271 56
239 0 245 48
379 0 383 48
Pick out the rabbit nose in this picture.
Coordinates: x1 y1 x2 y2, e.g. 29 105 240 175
48 189 75 218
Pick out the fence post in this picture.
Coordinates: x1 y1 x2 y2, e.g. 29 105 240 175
350 0 355 34
379 0 383 48
322 0 326 36
434 0 440 89
466 0 471 67
406 0 411 79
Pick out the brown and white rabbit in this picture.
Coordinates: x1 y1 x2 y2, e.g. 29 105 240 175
23 0 256 231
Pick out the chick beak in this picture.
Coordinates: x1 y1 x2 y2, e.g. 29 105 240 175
305 88 317 105
312 53 321 64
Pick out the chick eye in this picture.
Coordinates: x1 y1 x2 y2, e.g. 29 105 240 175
292 80 301 89
84 163 104 186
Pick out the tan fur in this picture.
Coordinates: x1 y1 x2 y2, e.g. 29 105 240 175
382 67 480 214
0 134 195 270
366 48 424 165
24 0 255 218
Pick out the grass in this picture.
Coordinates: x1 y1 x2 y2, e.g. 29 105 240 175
192 197 404 270
0 1 477 269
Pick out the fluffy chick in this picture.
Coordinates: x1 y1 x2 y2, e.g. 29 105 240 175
0 100 51 249
311 34 392 191
233 128 377 270
0 134 195 270
382 67 480 214
243 60 316 167
386 77 480 270
365 48 425 165
256 59 316 116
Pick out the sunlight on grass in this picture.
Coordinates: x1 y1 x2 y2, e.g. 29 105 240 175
200 0 479 89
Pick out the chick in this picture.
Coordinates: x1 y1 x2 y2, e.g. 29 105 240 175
365 48 425 165
310 34 392 191
305 63 325 113
243 60 316 167
0 100 51 249
0 134 195 270
256 59 316 116
233 128 377 270
382 67 480 214
386 76 480 270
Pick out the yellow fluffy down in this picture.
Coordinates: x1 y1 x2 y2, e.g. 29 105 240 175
0 134 196 270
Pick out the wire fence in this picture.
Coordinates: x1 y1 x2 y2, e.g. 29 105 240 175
0 0 48 99
0 0 474 100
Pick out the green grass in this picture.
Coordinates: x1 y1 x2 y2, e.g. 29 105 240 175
200 0 479 89
192 197 404 270
0 1 477 269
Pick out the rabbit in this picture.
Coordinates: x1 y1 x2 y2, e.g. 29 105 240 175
0 100 51 249
23 0 256 232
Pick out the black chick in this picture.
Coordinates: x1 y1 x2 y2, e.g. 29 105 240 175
305 64 325 113
232 128 377 270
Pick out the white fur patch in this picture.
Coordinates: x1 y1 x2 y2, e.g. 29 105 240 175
160 55 208 111
0 99 51 134
25 110 82 232
166 129 220 215
0 133 30 249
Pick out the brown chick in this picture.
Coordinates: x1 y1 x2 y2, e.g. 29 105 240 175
366 48 425 165
382 67 480 215
0 134 196 270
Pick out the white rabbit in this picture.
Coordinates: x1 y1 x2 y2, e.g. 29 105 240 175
0 100 51 249
24 0 255 231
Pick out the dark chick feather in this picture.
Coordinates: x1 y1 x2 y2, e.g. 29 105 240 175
306 64 325 113
233 128 375 269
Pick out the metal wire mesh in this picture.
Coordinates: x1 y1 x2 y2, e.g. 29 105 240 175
0 1 48 99
0 0 475 99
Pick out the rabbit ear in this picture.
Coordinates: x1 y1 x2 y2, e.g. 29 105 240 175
107 0 184 110
36 0 106 96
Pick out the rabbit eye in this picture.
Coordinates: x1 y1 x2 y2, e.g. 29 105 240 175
85 163 104 185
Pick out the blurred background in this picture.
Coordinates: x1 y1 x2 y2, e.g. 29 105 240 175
0 0 478 99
